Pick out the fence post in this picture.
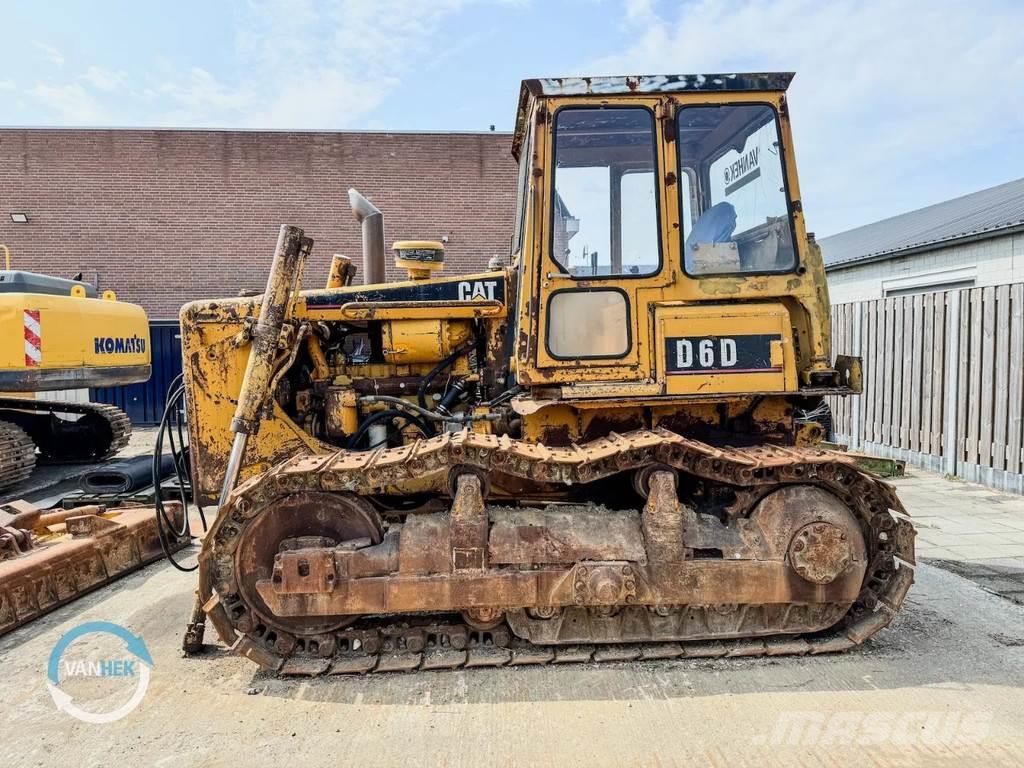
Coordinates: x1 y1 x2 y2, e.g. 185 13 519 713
851 307 862 450
943 291 961 477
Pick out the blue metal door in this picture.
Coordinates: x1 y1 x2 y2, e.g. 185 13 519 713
90 320 182 425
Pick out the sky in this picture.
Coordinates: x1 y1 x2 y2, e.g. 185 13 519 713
2 0 1022 236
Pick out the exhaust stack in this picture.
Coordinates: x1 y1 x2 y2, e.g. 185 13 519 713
348 188 385 285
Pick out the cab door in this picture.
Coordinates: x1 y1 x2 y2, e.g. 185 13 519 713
532 100 673 384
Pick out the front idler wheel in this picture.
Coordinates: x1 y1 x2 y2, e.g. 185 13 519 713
233 491 383 637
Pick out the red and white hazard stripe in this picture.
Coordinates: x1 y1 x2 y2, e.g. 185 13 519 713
23 309 41 367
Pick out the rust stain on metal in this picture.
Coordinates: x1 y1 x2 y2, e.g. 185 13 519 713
697 277 743 295
0 504 187 635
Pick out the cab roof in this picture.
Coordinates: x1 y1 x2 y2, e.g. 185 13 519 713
512 72 795 160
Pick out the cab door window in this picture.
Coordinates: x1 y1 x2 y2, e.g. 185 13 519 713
551 107 660 278
546 288 630 359
677 104 796 275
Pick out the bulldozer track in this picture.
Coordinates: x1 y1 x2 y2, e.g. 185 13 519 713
201 427 916 676
0 398 131 463
0 422 37 490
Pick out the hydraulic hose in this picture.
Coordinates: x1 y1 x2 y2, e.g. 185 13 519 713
153 373 208 572
417 345 472 410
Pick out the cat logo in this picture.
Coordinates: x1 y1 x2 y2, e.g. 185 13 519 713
457 280 499 301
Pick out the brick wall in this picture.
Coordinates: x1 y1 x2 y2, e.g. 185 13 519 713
0 129 518 318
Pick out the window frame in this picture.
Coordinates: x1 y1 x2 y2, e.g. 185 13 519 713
676 101 799 279
544 286 633 361
511 120 534 256
548 104 664 282
678 166 700 233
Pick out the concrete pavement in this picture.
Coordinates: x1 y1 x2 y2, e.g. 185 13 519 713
893 468 1024 604
1 458 1024 766
2 556 1022 767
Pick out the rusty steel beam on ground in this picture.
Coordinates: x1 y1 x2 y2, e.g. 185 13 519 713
0 503 187 635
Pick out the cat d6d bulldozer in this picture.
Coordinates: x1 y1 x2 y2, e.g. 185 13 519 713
180 73 914 675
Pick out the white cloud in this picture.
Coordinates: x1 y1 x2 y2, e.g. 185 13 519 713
589 0 1024 234
81 66 128 91
17 1 514 130
30 83 102 123
157 67 252 117
33 41 65 67
149 0 510 129
23 66 128 124
0 80 15 91
624 0 654 22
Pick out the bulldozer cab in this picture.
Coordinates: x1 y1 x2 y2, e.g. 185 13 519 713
510 74 840 397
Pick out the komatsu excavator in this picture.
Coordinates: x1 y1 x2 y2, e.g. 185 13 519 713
180 73 915 674
0 246 150 489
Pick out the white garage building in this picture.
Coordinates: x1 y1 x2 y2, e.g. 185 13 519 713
821 177 1024 303
821 177 1024 494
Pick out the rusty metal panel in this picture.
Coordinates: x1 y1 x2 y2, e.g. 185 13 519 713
523 73 795 98
488 508 646 565
398 517 451 576
0 504 186 635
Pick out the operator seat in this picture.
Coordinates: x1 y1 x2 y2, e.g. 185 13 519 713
684 202 737 272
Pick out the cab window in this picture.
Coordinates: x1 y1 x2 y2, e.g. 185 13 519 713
677 104 796 275
547 289 630 359
512 122 533 255
551 107 660 278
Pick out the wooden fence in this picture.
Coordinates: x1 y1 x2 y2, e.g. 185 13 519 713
829 283 1024 493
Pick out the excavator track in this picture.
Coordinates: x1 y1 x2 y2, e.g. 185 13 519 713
199 428 916 676
0 422 37 490
0 398 131 463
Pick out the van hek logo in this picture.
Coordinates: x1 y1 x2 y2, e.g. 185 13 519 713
723 145 761 195
46 621 153 723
